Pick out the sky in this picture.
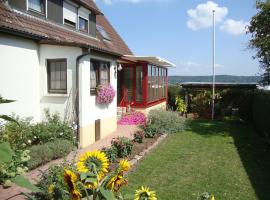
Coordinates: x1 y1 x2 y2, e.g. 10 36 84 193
94 0 260 76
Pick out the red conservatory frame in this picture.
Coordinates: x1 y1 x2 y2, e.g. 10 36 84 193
117 61 169 109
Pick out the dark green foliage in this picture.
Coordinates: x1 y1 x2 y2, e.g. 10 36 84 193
253 91 270 138
144 110 186 135
220 89 255 121
133 131 144 143
248 0 270 85
27 139 74 169
101 146 118 163
168 85 184 110
111 137 133 158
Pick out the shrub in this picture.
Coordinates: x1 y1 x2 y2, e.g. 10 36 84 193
253 91 270 138
27 139 74 169
0 143 30 188
142 124 158 138
133 130 144 143
146 110 186 134
168 85 184 110
175 96 187 114
101 146 118 163
0 111 76 150
111 137 133 158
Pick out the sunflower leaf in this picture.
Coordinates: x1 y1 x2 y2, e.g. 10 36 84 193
80 173 87 180
85 178 97 183
99 187 116 200
0 142 13 163
12 175 41 193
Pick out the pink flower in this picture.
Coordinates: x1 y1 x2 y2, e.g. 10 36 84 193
96 84 116 104
118 112 146 125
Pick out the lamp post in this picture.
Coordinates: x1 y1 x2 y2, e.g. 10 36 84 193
211 10 216 120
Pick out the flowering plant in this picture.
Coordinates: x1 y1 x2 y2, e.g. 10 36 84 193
96 84 116 105
118 112 146 125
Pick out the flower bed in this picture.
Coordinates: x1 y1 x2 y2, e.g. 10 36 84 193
118 112 146 125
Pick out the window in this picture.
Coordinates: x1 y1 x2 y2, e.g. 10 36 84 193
47 59 67 94
28 0 45 14
63 1 77 29
90 60 110 95
79 17 88 33
136 66 143 102
97 25 110 41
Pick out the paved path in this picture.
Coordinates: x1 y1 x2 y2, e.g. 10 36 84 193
0 125 139 200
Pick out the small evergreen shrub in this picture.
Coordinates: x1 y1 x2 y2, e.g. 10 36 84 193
111 137 133 158
145 110 186 134
27 139 73 169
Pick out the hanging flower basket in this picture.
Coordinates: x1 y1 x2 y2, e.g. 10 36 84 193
96 84 116 105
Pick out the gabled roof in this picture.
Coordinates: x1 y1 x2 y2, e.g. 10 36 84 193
0 0 132 56
74 0 102 15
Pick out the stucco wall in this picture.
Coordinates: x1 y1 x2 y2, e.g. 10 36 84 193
0 33 40 121
79 54 118 147
39 44 82 122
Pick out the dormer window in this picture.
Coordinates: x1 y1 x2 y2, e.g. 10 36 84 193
28 0 45 14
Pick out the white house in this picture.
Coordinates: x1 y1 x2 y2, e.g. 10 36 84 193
0 0 132 148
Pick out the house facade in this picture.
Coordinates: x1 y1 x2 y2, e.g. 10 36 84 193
0 0 174 148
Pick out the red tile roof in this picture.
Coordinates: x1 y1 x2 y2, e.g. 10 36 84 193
0 0 133 56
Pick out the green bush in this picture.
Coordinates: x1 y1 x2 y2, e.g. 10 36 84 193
27 139 74 169
0 111 76 150
168 85 184 110
101 146 118 163
133 130 144 143
145 110 186 135
111 137 133 158
253 91 270 138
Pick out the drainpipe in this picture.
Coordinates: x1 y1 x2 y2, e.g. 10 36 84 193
75 47 91 148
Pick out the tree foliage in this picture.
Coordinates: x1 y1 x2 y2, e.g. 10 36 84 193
248 0 270 85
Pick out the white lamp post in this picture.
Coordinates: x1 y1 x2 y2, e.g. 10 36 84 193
211 10 216 121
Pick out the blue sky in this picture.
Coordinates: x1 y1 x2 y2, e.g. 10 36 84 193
95 0 259 76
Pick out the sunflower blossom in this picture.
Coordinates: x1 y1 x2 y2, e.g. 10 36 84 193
119 159 130 172
77 151 109 188
106 171 127 192
134 186 157 200
64 169 81 200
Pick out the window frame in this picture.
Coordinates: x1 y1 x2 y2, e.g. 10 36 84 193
47 58 67 94
27 0 46 15
90 60 111 95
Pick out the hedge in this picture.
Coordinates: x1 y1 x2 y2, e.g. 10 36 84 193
253 91 270 138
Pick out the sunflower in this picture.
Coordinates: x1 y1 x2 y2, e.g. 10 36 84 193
134 186 157 200
211 195 215 200
119 159 130 172
106 171 128 192
77 151 109 189
48 184 55 194
64 169 81 200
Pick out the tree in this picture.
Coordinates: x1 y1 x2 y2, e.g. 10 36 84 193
248 0 270 85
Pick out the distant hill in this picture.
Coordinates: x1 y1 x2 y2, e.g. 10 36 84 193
169 75 260 85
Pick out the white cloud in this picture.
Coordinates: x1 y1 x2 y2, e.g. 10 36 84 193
187 1 228 31
220 19 249 36
94 0 168 5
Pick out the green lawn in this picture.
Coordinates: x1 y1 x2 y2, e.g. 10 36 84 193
123 120 270 200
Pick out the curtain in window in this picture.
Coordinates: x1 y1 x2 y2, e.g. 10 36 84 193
29 0 42 12
100 63 109 85
136 66 143 102
90 63 97 90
